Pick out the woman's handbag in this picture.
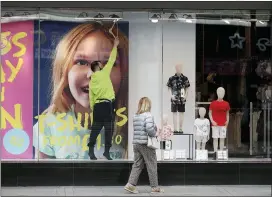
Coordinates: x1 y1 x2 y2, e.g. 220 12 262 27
147 136 160 149
145 117 160 149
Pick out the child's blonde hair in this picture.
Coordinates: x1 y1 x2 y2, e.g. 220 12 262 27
48 22 128 113
136 97 152 114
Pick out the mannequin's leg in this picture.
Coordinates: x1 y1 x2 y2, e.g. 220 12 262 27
212 126 219 152
196 142 201 150
201 142 206 150
213 138 218 152
219 138 225 150
173 112 178 131
219 126 227 150
178 112 184 132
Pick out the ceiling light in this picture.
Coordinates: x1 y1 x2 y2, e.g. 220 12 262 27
94 13 104 19
169 13 178 21
183 14 193 23
77 12 88 18
3 12 14 17
150 14 160 23
223 19 230 24
22 12 31 16
109 14 121 21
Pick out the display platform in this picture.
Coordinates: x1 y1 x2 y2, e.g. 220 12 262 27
2 158 271 187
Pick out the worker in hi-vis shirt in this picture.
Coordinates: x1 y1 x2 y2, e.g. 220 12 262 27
88 37 119 160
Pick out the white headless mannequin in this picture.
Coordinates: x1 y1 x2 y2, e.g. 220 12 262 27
169 64 189 132
209 87 229 152
195 107 209 150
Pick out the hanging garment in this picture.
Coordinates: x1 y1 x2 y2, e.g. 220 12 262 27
255 60 272 80
236 112 243 148
252 111 261 144
257 102 272 142
227 113 236 149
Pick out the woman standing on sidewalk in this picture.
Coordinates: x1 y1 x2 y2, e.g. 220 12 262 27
124 97 164 194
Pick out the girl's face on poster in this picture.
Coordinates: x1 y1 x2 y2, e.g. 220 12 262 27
68 31 122 108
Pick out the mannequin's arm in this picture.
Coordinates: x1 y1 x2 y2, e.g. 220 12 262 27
185 87 189 100
207 120 211 138
184 76 190 100
209 110 217 126
225 111 230 126
167 78 175 99
168 87 175 100
193 124 197 135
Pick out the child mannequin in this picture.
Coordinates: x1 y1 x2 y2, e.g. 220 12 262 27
209 87 230 157
194 107 210 150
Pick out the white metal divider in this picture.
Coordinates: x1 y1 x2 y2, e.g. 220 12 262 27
264 103 267 153
267 103 271 158
250 102 253 155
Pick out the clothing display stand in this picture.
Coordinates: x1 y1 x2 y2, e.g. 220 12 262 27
156 149 162 161
171 133 194 159
160 141 174 161
162 150 176 160
175 149 187 160
160 140 172 150
216 150 228 160
195 150 208 161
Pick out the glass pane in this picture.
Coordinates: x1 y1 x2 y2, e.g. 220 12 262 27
34 9 130 161
161 13 196 160
196 10 272 159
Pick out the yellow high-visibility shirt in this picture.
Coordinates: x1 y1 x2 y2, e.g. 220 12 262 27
89 47 117 110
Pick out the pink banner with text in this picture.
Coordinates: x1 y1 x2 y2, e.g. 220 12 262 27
1 21 34 159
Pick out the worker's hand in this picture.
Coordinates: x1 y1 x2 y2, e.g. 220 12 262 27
114 37 119 47
87 70 92 78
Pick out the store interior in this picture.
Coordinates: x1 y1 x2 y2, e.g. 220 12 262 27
1 8 271 162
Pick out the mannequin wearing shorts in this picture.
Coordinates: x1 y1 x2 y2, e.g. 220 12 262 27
194 107 210 150
209 87 230 159
167 64 190 133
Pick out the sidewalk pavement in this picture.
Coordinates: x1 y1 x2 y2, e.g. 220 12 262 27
1 185 271 196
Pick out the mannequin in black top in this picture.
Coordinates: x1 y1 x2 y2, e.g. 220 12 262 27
167 64 190 133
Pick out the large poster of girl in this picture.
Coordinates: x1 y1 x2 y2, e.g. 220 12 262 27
33 21 129 160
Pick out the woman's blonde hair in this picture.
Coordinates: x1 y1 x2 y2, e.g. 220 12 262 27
136 97 152 114
48 22 128 113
